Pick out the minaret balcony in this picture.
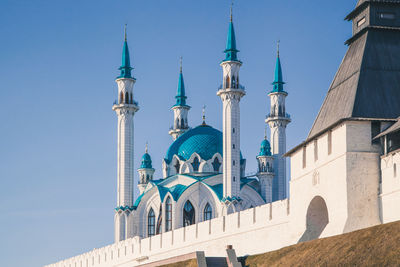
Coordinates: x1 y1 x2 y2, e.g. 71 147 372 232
266 112 291 122
112 100 139 112
218 84 246 91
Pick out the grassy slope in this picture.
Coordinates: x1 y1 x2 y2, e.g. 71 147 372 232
241 221 400 267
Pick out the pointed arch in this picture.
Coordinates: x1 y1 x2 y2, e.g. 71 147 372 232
120 92 124 104
192 157 200 172
212 157 221 172
183 200 195 226
125 92 129 104
148 208 155 237
203 203 212 221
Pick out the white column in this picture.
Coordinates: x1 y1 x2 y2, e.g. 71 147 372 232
113 77 139 242
218 61 245 199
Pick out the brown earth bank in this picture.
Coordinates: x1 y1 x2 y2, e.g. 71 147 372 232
161 258 197 267
240 221 400 267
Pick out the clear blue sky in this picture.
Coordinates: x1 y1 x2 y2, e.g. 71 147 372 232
0 0 356 266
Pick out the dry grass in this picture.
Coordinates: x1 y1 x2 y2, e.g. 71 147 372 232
241 221 400 267
161 258 197 267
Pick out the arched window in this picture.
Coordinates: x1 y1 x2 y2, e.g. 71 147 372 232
120 92 124 104
183 200 195 227
156 205 162 234
146 174 149 182
225 76 230 88
130 93 133 104
148 208 155 237
165 197 172 232
174 160 180 174
212 157 221 172
203 203 212 221
181 118 185 129
192 157 200 172
125 92 129 104
232 76 236 88
261 162 265 172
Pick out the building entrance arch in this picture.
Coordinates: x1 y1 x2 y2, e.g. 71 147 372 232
299 196 329 242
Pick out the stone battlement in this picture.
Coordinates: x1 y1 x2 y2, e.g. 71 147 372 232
46 199 292 267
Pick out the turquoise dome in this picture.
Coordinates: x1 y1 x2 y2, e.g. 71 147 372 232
166 125 222 162
259 139 272 156
165 124 244 163
140 153 153 169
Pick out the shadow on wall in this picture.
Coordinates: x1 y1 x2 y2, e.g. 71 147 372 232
299 196 329 243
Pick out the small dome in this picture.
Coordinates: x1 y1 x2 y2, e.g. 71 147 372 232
259 139 271 156
140 153 153 169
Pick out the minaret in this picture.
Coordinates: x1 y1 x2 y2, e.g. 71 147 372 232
217 6 245 201
137 143 155 195
169 57 190 140
266 42 291 201
256 130 275 203
112 26 139 242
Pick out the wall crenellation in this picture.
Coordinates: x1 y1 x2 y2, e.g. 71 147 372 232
45 199 291 267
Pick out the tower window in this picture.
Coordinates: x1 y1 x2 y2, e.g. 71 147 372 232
233 160 236 166
212 157 221 172
165 197 172 232
233 128 235 133
233 176 236 182
379 12 395 20
192 157 200 172
204 203 212 221
302 146 307 169
148 208 155 237
183 200 195 227
125 92 129 104
357 17 366 27
233 144 235 149
394 163 397 178
174 161 180 174
120 92 124 104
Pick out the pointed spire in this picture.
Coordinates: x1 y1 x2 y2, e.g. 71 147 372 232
202 105 207 125
174 57 188 107
118 24 133 79
271 41 285 93
223 2 239 62
145 142 148 153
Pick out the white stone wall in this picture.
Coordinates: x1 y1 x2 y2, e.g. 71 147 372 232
290 121 381 238
380 150 400 223
45 200 294 267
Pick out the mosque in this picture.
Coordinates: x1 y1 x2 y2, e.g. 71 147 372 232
112 7 290 242
47 1 400 266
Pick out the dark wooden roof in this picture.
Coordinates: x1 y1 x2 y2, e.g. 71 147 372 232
375 117 400 138
307 28 400 139
347 0 400 20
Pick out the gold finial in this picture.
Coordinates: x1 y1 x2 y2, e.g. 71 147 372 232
202 105 206 125
180 56 183 73
230 0 234 22
145 142 148 153
277 40 280 57
124 24 127 41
